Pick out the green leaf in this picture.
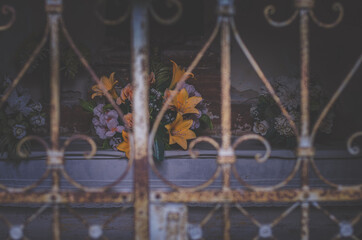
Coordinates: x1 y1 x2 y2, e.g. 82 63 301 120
102 140 111 150
153 136 165 162
200 114 213 130
103 104 113 111
79 98 95 112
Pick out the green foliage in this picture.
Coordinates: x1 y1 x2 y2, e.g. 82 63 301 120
200 114 213 130
79 98 95 112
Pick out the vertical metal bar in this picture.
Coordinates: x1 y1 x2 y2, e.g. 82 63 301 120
53 204 61 240
220 18 231 151
49 7 61 151
299 9 310 140
301 202 309 240
223 204 231 240
220 14 233 192
47 1 62 239
131 0 150 239
297 3 312 239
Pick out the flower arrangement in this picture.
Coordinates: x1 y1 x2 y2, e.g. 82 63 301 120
250 76 334 148
0 76 47 160
80 60 212 161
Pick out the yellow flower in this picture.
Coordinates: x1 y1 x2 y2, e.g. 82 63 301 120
171 88 202 115
92 72 118 99
169 60 194 89
117 131 130 159
165 113 196 150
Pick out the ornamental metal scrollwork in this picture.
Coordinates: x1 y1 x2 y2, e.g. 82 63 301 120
347 131 362 156
0 5 15 31
309 2 343 29
232 134 271 164
95 0 131 25
149 0 183 25
264 5 298 27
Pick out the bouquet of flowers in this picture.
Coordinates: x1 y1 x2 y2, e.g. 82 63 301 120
250 76 334 148
80 60 212 161
0 76 47 160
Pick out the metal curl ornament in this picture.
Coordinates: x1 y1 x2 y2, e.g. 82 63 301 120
149 0 183 25
188 137 220 159
62 134 97 159
95 0 130 25
59 133 134 192
309 3 343 29
0 5 16 31
16 136 49 159
264 5 298 27
232 134 271 163
347 131 362 155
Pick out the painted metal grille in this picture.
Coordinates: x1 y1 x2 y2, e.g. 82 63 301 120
0 0 361 239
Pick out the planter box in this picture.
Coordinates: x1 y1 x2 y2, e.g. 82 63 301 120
1 143 361 193
0 143 361 240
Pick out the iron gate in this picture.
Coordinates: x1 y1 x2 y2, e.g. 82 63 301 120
0 0 361 239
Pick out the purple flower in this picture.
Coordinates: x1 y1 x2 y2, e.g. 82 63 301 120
183 83 201 97
30 115 45 127
95 125 107 139
13 124 27 139
92 106 124 139
6 89 32 116
93 104 105 117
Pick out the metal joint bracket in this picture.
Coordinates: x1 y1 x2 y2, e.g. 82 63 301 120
46 0 63 13
218 147 235 164
297 137 315 157
297 147 315 157
217 0 234 16
47 150 64 167
295 0 314 9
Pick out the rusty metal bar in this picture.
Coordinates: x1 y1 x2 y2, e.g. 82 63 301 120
1 189 361 205
47 0 63 239
218 0 234 197
0 192 133 204
299 8 311 143
48 1 61 151
223 204 231 240
131 0 150 239
150 189 362 203
296 1 314 238
301 202 309 240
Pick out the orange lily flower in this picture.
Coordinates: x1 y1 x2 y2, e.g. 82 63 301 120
165 113 196 150
117 131 131 159
171 88 202 115
169 60 194 89
91 72 118 99
124 113 133 129
116 83 133 104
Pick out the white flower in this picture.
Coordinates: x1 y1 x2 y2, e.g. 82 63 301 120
262 76 300 111
253 120 269 136
12 124 27 139
250 105 259 118
30 115 45 127
274 115 295 137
